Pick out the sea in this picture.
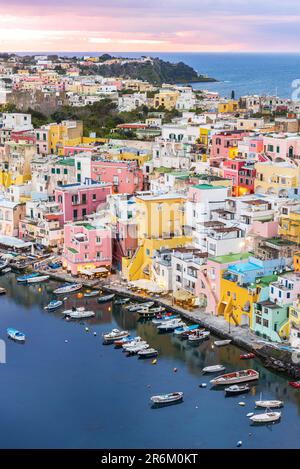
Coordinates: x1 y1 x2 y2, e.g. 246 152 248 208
20 51 300 99
0 273 300 449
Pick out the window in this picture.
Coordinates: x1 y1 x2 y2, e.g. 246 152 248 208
146 249 150 256
56 168 60 174
73 209 78 220
77 162 81 170
51 168 55 174
77 174 81 182
287 292 291 299
263 319 269 327
96 236 101 243
256 316 261 325
82 194 87 204
64 168 68 175
82 208 87 217
92 194 96 201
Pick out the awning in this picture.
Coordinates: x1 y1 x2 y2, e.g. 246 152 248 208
173 288 195 302
81 267 108 276
129 279 164 293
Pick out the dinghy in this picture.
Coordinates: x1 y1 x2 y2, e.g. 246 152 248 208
53 283 82 294
7 328 25 342
174 324 199 336
225 384 250 396
150 392 183 407
97 294 115 303
202 364 226 374
125 343 149 355
63 307 95 319
126 302 154 312
210 369 259 386
152 314 178 325
157 319 185 332
240 353 255 360
188 330 210 343
44 299 63 311
249 411 281 424
214 339 232 347
17 272 40 283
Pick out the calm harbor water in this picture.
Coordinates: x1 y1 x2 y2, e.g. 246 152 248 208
0 273 300 449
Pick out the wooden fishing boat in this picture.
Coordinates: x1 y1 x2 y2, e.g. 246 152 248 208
53 283 82 294
150 392 183 407
27 275 50 284
210 369 259 386
103 329 129 344
188 330 210 343
249 411 281 424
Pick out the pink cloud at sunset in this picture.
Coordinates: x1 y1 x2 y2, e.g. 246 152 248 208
0 0 300 52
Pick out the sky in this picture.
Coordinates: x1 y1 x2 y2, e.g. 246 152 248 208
1 0 300 53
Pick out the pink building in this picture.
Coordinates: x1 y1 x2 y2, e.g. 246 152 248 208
55 181 112 223
221 159 256 196
210 131 249 166
91 159 143 194
62 222 112 276
263 133 300 161
251 220 279 238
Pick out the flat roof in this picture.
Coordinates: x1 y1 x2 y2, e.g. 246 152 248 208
209 252 250 264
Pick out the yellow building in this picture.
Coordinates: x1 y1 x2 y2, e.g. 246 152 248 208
294 252 300 271
47 121 83 155
279 211 300 243
0 141 35 188
217 100 239 114
122 194 191 281
154 90 180 110
255 161 300 196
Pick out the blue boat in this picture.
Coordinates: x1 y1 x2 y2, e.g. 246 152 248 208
173 324 199 336
7 328 26 342
44 300 63 311
152 314 178 325
17 272 39 283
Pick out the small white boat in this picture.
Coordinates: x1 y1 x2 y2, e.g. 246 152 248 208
125 343 149 355
210 369 259 386
84 289 100 297
150 392 184 406
114 297 130 305
225 384 250 396
17 272 40 283
7 327 25 342
188 330 210 343
152 314 178 325
138 348 158 359
103 329 129 344
202 364 226 374
44 299 63 311
158 319 185 332
122 338 147 351
149 306 165 314
214 339 232 347
53 283 82 294
97 294 115 303
126 302 154 312
250 411 281 424
63 307 95 319
27 275 50 284
255 400 284 409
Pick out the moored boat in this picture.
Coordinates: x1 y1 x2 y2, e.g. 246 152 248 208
137 308 156 319
152 314 178 325
44 299 63 311
0 287 6 295
174 324 199 336
27 275 50 284
225 384 250 396
255 400 284 409
202 364 226 374
249 411 281 424
214 339 232 347
157 319 185 333
122 338 147 351
7 327 25 342
103 329 129 344
17 272 40 283
53 283 83 294
240 353 255 360
126 301 154 312
289 381 300 389
138 348 158 359
114 297 130 305
84 289 100 297
210 369 259 386
125 343 149 355
97 294 115 303
63 307 95 319
114 335 136 347
150 392 184 407
188 330 210 343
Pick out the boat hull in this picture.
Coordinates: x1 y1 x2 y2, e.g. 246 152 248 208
210 369 259 386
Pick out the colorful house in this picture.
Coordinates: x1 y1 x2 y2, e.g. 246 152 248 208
210 131 248 166
221 160 256 197
255 161 300 197
62 221 112 276
91 159 143 194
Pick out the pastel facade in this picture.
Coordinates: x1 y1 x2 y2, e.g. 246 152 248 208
210 131 248 166
221 160 256 196
91 159 143 194
62 222 112 275
0 199 25 237
255 161 300 197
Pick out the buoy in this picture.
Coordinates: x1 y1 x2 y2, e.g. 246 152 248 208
85 327 89 332
236 441 243 448
152 359 157 365
238 402 246 406
199 383 207 388
173 367 178 373
65 339 68 343
147 384 151 388
93 332 97 336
